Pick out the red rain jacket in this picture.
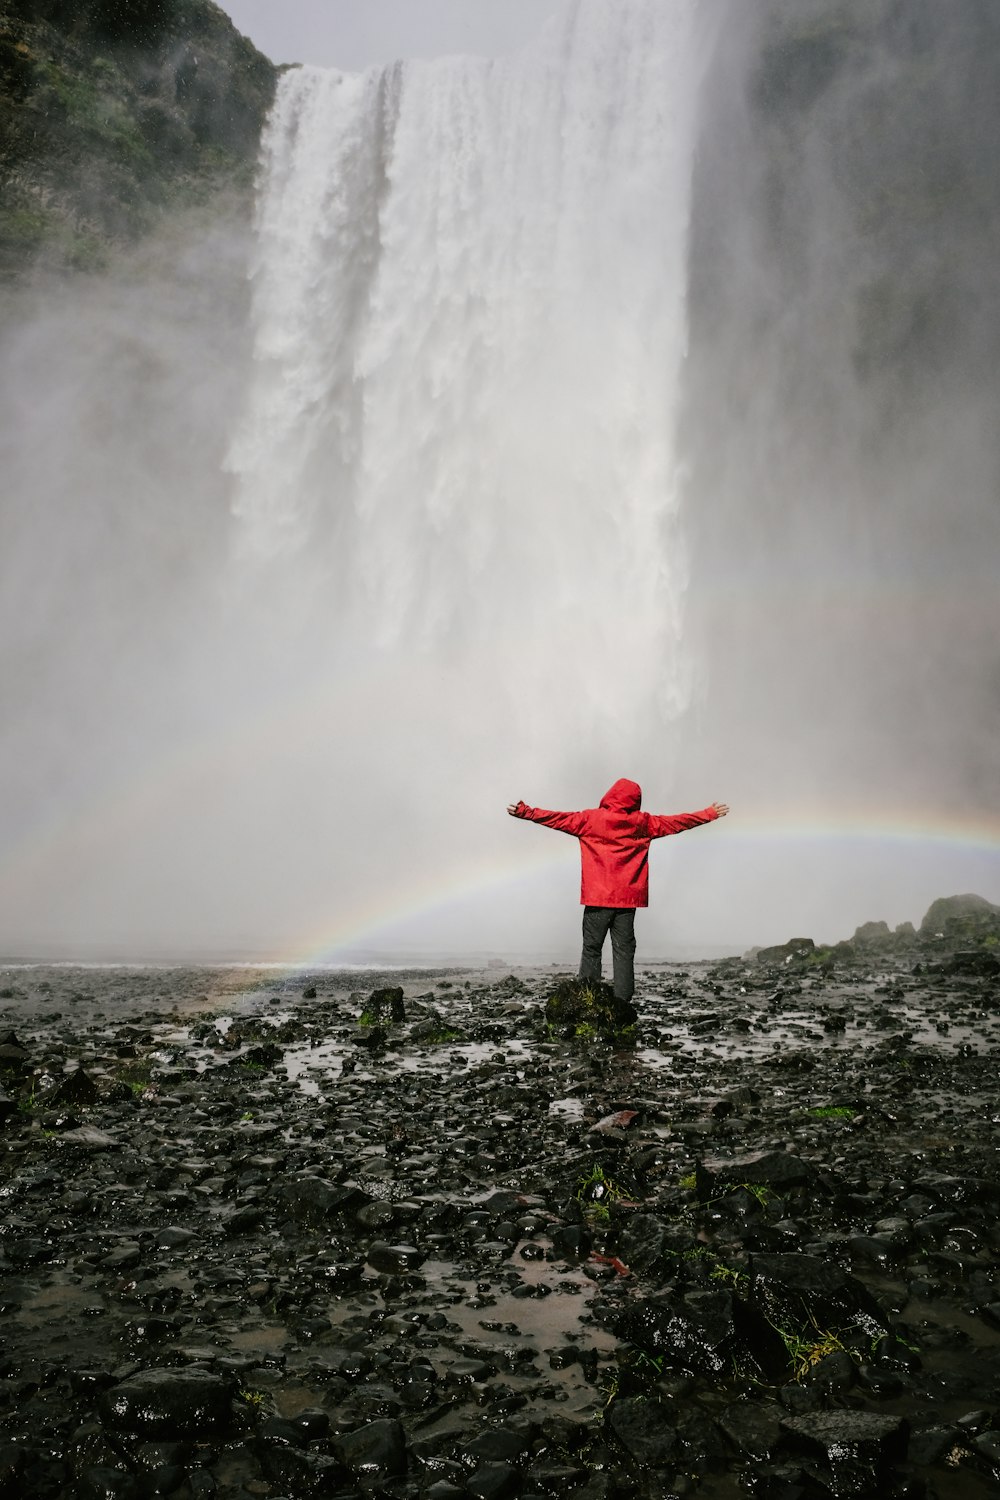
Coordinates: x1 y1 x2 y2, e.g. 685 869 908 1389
512 778 719 908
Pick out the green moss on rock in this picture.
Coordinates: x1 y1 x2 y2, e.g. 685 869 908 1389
544 977 638 1039
0 0 277 281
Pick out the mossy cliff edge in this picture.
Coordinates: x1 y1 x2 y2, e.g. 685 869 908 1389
0 0 277 280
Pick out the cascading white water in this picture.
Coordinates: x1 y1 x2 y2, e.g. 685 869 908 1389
228 0 704 760
0 0 723 961
3 3 994 960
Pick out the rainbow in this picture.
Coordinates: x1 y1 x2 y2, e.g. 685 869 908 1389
267 808 1000 967
725 808 1000 855
3 738 998 966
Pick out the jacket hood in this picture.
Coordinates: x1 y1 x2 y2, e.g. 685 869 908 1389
600 778 642 813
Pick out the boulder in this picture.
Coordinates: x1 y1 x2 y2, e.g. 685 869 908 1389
939 950 1000 978
606 1396 679 1467
360 987 406 1024
696 1150 815 1200
617 1215 701 1275
366 1242 425 1275
755 938 815 966
98 1368 232 1437
615 1289 759 1377
337 1417 408 1478
718 1400 784 1458
919 893 1000 944
544 978 637 1035
853 920 892 946
747 1253 889 1345
48 1068 101 1108
272 1175 370 1223
780 1411 907 1496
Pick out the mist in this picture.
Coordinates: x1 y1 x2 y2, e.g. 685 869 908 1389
1 0 997 963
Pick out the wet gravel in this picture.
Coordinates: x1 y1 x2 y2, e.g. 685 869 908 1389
0 953 998 1498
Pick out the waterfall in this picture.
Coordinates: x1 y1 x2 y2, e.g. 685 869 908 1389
0 1 723 960
228 1 705 759
2 1 994 958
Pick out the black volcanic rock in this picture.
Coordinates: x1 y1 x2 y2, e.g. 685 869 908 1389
1 953 999 1499
98 1367 232 1437
544 976 637 1035
920 893 1000 943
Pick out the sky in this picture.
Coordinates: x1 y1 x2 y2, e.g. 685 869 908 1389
221 0 562 71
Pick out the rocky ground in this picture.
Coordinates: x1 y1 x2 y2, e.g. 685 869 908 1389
0 937 998 1499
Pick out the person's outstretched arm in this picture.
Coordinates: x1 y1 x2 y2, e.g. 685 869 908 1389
646 801 729 839
507 801 588 836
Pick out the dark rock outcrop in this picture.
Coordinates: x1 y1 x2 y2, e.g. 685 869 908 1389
544 977 637 1036
0 0 276 281
920 893 1000 945
98 1367 233 1437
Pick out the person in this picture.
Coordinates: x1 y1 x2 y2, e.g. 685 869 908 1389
507 779 728 1003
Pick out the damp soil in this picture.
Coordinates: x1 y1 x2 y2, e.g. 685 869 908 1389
0 955 998 1498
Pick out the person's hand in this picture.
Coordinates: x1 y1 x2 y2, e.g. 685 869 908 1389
711 801 729 817
507 802 522 816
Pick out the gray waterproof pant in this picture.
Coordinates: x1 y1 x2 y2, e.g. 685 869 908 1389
579 906 636 1001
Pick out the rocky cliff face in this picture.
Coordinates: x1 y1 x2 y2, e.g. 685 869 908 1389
0 0 276 280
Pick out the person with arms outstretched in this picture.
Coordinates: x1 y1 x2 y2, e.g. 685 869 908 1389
507 779 728 1004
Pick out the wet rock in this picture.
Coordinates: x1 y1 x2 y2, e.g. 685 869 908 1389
242 1042 283 1068
718 1400 783 1458
756 938 815 966
941 949 1000 977
847 1232 900 1265
155 1227 196 1249
467 1461 521 1499
494 974 530 995
448 1358 493 1383
544 977 637 1035
780 1410 908 1495
872 1216 912 1245
618 1215 699 1274
58 1126 119 1150
593 1109 640 1133
0 1035 29 1073
48 1068 102 1107
748 1253 888 1344
606 1396 679 1466
1 950 998 1500
78 1466 133 1497
98 1368 232 1438
907 1423 958 1464
272 1174 370 1222
366 1242 425 1274
361 986 407 1024
696 1150 815 1199
258 1445 345 1490
462 1429 531 1465
854 920 893 947
292 1408 331 1441
410 1013 459 1041
920 892 1000 944
552 1225 592 1259
615 1289 750 1377
354 1024 389 1050
223 1205 265 1237
337 1416 407 1478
